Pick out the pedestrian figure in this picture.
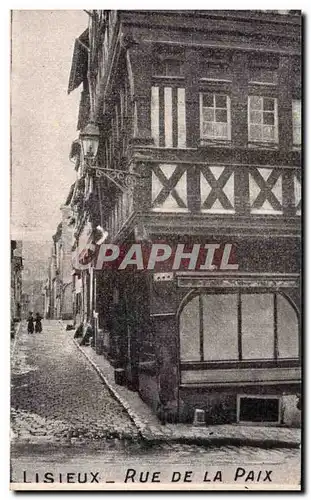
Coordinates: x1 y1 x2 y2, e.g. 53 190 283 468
27 312 34 334
35 313 42 333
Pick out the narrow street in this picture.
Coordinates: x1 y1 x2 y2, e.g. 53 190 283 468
11 320 138 442
11 320 300 485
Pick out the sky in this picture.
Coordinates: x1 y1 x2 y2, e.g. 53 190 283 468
11 10 87 243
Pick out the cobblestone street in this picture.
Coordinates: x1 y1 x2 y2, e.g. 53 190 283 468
11 320 301 486
11 320 139 442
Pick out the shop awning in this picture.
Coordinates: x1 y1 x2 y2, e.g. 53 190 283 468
67 28 89 94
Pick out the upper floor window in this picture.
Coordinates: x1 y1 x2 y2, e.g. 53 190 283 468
292 100 301 147
249 68 278 85
248 54 278 86
155 58 184 77
248 96 278 144
200 60 232 82
200 93 231 141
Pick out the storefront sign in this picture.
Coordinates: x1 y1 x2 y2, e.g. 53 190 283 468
177 275 299 289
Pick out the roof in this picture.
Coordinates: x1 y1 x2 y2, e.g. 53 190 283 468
68 28 89 94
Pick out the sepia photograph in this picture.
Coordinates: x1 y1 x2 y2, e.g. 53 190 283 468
10 8 302 491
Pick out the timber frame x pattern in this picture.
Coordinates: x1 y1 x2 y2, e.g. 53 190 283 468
149 161 301 217
200 165 235 213
151 163 188 212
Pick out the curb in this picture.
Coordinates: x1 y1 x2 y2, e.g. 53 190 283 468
56 320 151 441
72 335 300 449
72 337 160 441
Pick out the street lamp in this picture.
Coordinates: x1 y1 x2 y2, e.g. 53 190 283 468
80 122 100 161
79 121 144 193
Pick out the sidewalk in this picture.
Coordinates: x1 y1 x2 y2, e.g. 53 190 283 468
72 334 301 449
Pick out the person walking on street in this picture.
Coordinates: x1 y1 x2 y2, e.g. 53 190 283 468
35 313 43 333
27 312 34 334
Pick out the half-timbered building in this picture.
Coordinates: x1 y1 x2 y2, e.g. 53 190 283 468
68 10 301 425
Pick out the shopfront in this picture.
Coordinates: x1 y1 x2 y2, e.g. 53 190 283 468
177 282 300 425
136 236 301 426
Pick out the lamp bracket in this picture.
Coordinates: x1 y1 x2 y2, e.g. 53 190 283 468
89 166 144 193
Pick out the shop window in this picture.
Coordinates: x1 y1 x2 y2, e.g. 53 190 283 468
200 93 231 141
277 294 299 358
241 294 274 360
248 96 278 144
180 296 200 361
179 292 299 363
202 294 238 361
292 100 301 147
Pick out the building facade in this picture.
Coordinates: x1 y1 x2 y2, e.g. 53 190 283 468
11 240 23 322
45 196 75 320
68 10 301 425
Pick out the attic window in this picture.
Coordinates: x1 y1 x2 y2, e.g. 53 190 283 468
155 58 184 77
249 68 278 85
248 55 279 85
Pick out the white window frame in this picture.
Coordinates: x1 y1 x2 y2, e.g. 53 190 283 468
292 99 301 147
200 93 231 141
248 96 279 144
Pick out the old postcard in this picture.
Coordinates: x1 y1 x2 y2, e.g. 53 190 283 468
10 9 302 491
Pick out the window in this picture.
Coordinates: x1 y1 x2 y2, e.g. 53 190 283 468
292 100 301 147
248 96 278 143
180 296 200 361
156 59 184 77
200 93 231 141
200 62 232 82
248 54 278 85
238 396 280 424
202 294 238 361
179 292 299 363
249 68 277 85
241 294 274 359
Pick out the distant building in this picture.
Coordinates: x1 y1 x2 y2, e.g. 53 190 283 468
43 277 50 319
21 240 52 318
11 240 23 322
22 280 45 317
45 189 75 320
21 292 30 319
